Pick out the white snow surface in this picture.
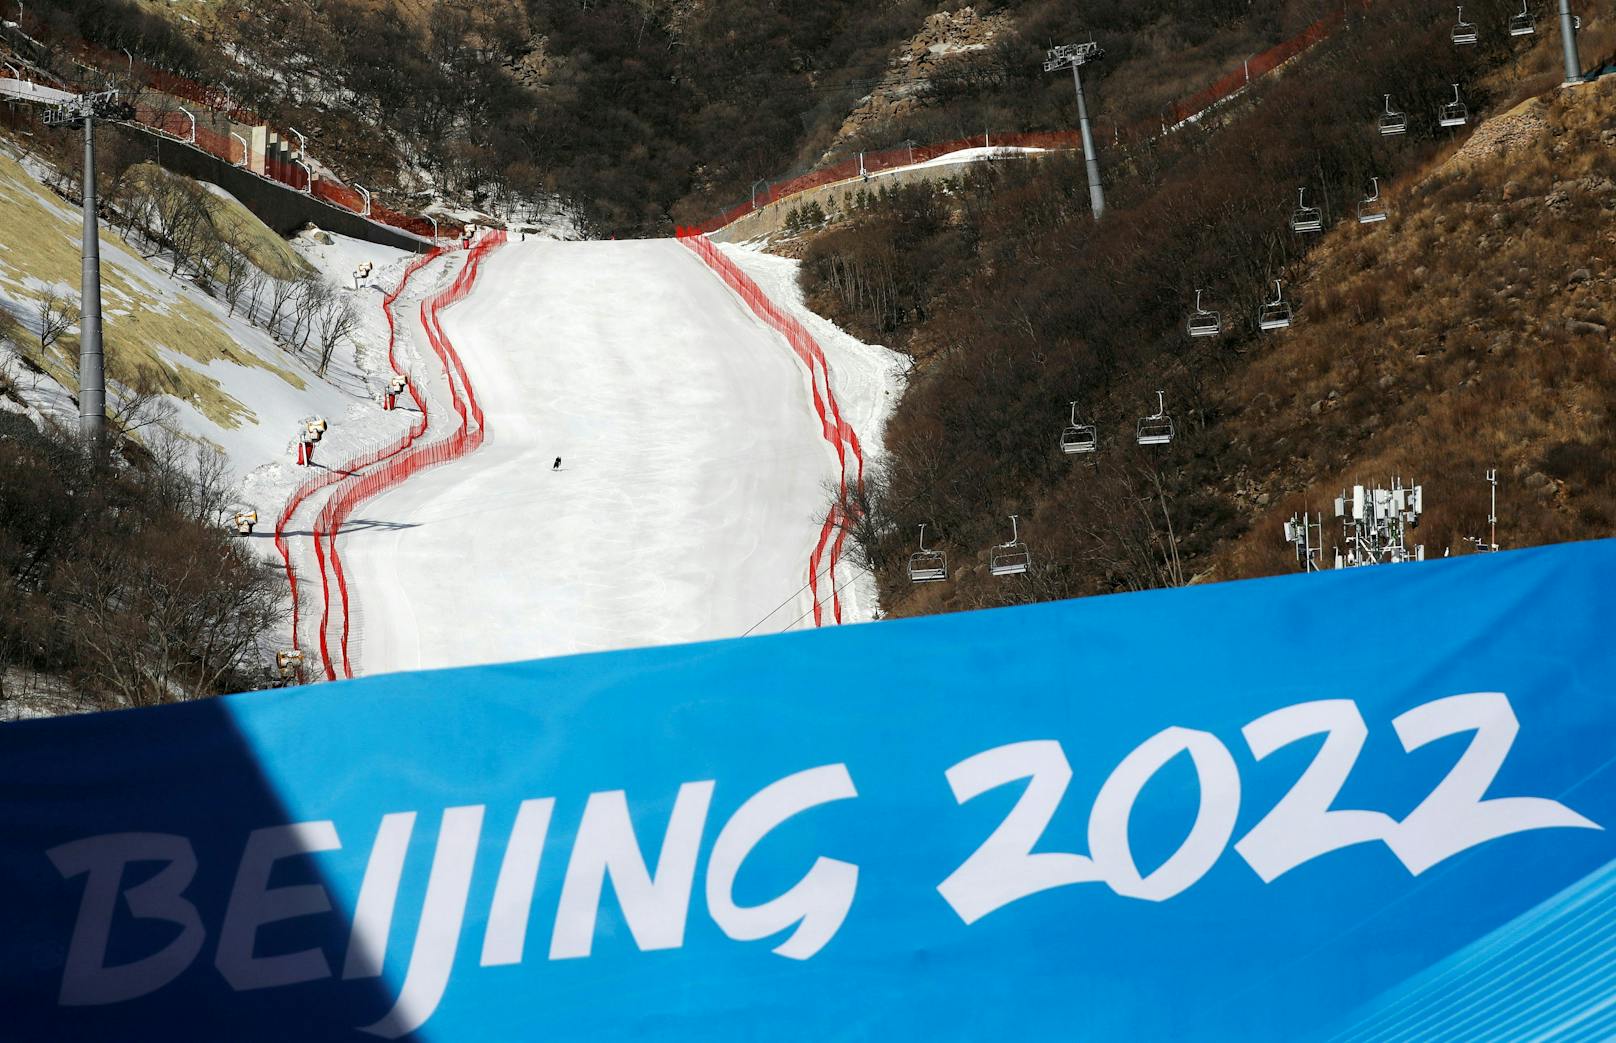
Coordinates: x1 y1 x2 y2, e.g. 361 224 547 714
720 242 909 624
342 237 903 674
234 229 433 542
912 144 1048 169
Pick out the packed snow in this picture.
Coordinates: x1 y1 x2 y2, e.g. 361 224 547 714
340 237 903 674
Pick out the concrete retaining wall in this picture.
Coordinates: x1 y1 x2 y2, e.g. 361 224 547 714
111 122 429 254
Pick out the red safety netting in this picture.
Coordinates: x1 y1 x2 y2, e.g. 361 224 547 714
1164 7 1353 127
688 129 1080 235
313 231 504 679
270 248 436 681
676 228 865 628
270 233 504 681
74 40 263 125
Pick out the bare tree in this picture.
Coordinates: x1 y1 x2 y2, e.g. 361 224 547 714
36 288 78 356
1079 456 1187 593
145 429 234 527
59 530 283 707
108 162 160 250
109 365 179 439
287 276 326 355
239 268 268 322
315 292 360 376
154 178 217 277
262 274 302 332
217 246 256 317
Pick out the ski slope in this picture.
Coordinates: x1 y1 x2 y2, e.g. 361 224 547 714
344 238 900 673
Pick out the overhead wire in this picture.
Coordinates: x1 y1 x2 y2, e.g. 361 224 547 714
740 546 870 638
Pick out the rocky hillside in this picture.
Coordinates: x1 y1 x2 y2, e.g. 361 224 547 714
1216 77 1616 579
20 0 1346 233
782 0 1615 617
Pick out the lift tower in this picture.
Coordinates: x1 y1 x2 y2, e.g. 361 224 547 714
1557 0 1582 84
43 90 131 448
1043 41 1106 221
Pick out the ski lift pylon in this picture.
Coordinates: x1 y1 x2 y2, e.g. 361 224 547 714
908 523 949 583
1452 5 1478 44
1060 401 1098 454
1509 0 1536 35
1357 176 1388 224
1289 187 1323 233
1135 390 1174 446
1439 84 1469 128
1379 94 1407 136
989 515 1031 577
1258 279 1293 331
1187 289 1222 337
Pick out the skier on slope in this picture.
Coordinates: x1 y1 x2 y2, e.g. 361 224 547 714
553 457 562 471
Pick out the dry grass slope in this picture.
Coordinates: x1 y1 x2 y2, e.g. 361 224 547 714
0 150 306 429
1216 76 1616 577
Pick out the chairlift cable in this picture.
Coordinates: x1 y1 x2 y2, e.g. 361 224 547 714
739 556 871 638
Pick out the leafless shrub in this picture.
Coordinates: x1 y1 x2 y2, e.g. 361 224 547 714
287 276 326 355
217 245 256 317
109 365 180 439
36 288 78 356
315 291 360 376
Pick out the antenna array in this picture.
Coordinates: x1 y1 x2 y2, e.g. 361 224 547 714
1283 512 1324 572
1332 479 1424 567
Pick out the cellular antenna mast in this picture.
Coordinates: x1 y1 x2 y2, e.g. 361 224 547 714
1043 40 1105 220
1332 478 1425 567
1466 469 1500 552
1487 467 1499 551
1284 511 1323 572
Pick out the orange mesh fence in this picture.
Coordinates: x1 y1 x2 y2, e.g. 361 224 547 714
56 37 452 240
270 249 441 678
271 234 505 681
676 227 865 627
690 129 1082 235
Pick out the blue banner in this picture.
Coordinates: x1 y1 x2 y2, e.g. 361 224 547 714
2 541 1614 1040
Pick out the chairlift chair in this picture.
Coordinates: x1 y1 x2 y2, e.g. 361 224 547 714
1135 390 1174 446
1451 5 1478 44
1508 0 1536 35
1289 188 1323 233
1257 280 1294 331
989 515 1031 577
1378 95 1407 136
908 524 949 583
1357 177 1388 224
1187 289 1222 337
1439 84 1469 128
1060 401 1098 454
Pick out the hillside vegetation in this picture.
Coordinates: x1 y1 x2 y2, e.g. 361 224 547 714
19 0 1347 233
0 414 281 715
0 134 374 715
0 147 306 430
787 0 1614 615
1217 78 1616 579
